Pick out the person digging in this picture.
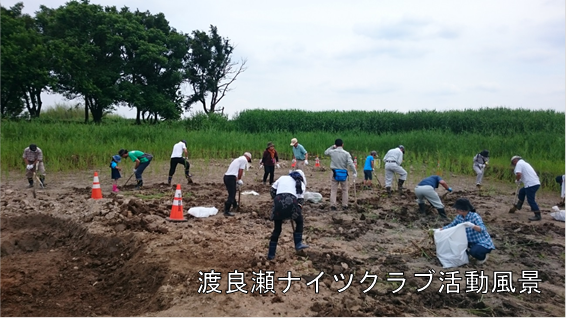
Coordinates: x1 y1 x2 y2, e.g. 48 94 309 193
510 156 542 221
23 143 46 188
267 170 309 260
414 175 452 220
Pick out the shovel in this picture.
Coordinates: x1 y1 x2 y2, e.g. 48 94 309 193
373 172 382 188
353 177 358 207
508 183 521 213
123 173 134 187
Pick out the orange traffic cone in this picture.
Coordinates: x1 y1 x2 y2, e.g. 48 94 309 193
291 158 296 168
167 184 187 222
91 172 103 199
315 156 320 168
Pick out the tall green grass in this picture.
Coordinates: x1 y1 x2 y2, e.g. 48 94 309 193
1 118 563 188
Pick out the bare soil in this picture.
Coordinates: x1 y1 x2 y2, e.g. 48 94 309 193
1 159 565 317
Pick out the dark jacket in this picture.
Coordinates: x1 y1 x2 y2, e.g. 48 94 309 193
261 148 279 166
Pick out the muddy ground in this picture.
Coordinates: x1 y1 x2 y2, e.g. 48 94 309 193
1 159 565 317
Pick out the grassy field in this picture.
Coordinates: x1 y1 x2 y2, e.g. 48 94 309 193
1 108 564 189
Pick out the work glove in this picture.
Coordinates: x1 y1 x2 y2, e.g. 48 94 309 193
448 187 453 192
26 164 34 170
259 163 264 169
352 172 358 179
305 160 309 165
463 222 475 228
133 168 137 174
515 179 521 185
237 180 244 186
276 164 280 169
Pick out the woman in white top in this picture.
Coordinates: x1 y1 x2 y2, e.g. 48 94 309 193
267 170 309 260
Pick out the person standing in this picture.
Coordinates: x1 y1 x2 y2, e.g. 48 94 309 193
223 152 252 217
267 170 309 260
324 139 357 210
441 198 495 264
556 175 565 207
168 140 192 186
473 149 490 189
511 156 542 221
23 143 46 188
383 145 407 197
110 154 122 192
414 175 453 219
290 138 308 170
119 149 153 190
261 142 280 185
363 151 378 189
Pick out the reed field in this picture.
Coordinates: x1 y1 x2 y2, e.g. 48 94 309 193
1 108 564 188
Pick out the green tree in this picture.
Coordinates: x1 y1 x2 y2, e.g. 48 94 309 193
36 0 123 123
118 9 187 124
1 3 52 118
183 25 246 115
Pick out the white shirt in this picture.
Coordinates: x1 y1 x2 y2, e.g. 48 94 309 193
170 141 186 158
514 159 540 188
225 156 248 177
383 148 403 165
272 175 306 199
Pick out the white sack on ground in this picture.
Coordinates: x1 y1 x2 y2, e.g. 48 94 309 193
434 223 469 268
550 206 565 222
304 192 323 203
188 207 218 218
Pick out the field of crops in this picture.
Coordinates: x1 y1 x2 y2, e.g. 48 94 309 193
1 108 564 188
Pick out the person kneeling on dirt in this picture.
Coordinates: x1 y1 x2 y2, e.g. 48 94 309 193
414 175 452 219
441 198 495 264
267 170 309 260
511 156 542 221
23 144 46 188
119 149 153 190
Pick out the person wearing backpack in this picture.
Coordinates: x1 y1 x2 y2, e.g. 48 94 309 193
324 139 357 210
119 149 153 190
473 149 490 189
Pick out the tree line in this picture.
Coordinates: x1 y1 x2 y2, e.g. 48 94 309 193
1 0 246 123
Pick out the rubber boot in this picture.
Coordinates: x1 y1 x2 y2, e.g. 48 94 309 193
224 202 234 216
515 200 524 210
135 180 143 190
528 211 541 221
112 184 119 193
293 232 309 251
167 176 172 186
267 240 278 260
27 178 34 188
437 208 448 220
398 180 405 195
38 176 45 187
386 187 392 198
418 203 426 215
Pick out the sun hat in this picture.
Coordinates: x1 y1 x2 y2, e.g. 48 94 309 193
113 155 121 162
290 138 298 146
267 142 274 148
480 150 489 157
510 155 522 163
244 152 252 162
453 198 473 211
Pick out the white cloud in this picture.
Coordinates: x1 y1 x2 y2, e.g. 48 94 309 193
4 0 564 118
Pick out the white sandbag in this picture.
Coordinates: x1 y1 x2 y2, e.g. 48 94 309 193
434 223 469 268
304 192 323 203
242 191 259 196
550 206 565 222
187 207 218 218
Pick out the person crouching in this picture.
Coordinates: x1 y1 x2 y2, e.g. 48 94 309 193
267 170 309 260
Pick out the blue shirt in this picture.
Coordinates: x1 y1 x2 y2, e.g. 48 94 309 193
444 212 496 250
292 144 307 160
364 155 374 171
418 175 442 188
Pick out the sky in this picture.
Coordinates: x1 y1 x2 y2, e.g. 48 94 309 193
4 0 565 118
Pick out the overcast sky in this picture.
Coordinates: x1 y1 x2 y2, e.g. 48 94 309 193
5 0 565 118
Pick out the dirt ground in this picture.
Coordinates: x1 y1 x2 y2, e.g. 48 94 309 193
1 159 565 317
